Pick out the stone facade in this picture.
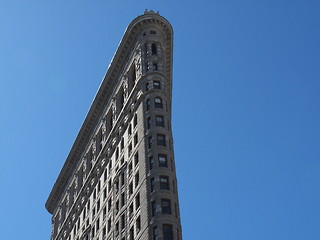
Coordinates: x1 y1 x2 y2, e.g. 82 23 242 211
46 10 182 240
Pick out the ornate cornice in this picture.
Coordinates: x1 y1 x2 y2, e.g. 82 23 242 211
45 12 173 214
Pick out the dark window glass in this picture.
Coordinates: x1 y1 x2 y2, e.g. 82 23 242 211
152 201 156 216
163 224 173 240
148 136 152 149
134 114 138 127
158 154 167 167
152 44 157 55
149 156 154 170
153 81 161 89
157 134 166 146
147 117 151 129
155 116 164 127
150 177 155 192
160 176 169 190
161 199 171 214
154 97 162 108
135 193 140 210
147 99 151 111
136 216 141 232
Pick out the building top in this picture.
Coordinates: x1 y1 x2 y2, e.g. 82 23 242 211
45 11 173 214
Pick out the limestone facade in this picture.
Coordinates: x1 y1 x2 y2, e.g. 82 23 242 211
46 10 182 240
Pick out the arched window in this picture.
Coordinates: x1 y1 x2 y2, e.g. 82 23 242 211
154 97 163 108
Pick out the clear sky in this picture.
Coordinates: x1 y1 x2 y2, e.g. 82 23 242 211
0 1 320 239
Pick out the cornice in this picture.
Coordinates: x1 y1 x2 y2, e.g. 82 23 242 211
46 12 173 214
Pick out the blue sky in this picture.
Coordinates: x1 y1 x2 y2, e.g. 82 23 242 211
0 1 320 239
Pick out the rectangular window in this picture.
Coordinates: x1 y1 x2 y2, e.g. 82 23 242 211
134 152 139 166
108 198 112 212
148 136 152 149
155 115 164 127
121 214 125 230
158 154 167 167
134 113 138 127
152 201 156 216
135 172 139 187
153 80 161 89
153 226 158 240
150 177 155 192
157 134 166 146
128 143 132 156
136 216 141 232
134 133 138 146
129 181 133 195
149 156 154 170
147 117 151 129
135 193 140 210
160 176 169 190
154 97 162 108
163 224 173 240
128 124 132 136
161 199 171 214
130 227 134 240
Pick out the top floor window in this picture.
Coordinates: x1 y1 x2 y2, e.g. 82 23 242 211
154 97 163 108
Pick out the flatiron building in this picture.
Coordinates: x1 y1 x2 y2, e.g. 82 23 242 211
46 10 182 240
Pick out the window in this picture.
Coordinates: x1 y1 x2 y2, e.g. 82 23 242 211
153 226 158 240
134 152 139 166
121 138 124 150
108 180 112 192
136 216 141 232
134 114 138 127
154 97 162 108
121 214 125 230
121 193 125 207
108 198 112 212
97 199 100 211
147 117 151 129
157 134 166 146
146 82 149 91
152 44 157 55
129 182 133 195
160 176 169 190
153 63 158 70
135 173 139 187
153 81 161 89
134 133 138 146
121 172 125 186
130 227 134 240
128 143 132 156
129 203 133 216
161 199 171 214
149 156 154 170
107 219 111 232
155 116 164 127
150 30 156 34
147 99 151 111
116 200 119 213
116 147 119 159
103 206 107 219
158 154 167 167
148 136 152 149
128 124 132 136
163 224 173 240
135 193 140 210
152 201 156 216
129 162 133 173
150 177 155 192
96 218 100 230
